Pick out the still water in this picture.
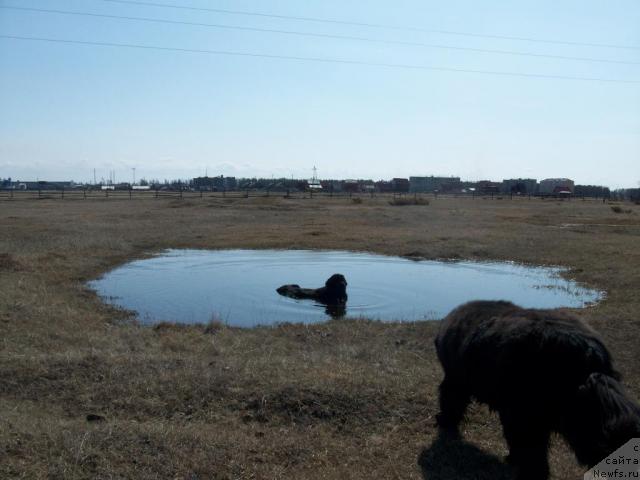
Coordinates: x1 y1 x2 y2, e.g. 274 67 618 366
88 249 602 328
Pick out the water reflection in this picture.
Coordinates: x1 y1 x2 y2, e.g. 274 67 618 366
323 302 347 319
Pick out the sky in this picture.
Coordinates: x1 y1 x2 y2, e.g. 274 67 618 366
1 0 639 188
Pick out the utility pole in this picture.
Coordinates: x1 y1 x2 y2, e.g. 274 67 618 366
132 167 136 185
93 168 96 185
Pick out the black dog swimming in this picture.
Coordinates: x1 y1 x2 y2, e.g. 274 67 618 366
276 274 348 317
435 300 640 480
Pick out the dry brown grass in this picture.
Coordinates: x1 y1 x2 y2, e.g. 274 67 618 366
1 195 639 479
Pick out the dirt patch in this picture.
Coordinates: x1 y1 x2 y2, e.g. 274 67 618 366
0 253 23 271
242 387 385 425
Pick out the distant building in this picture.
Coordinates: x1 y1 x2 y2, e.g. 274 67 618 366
26 181 74 190
539 178 574 195
192 175 237 191
320 180 342 193
375 180 393 193
574 185 610 198
410 176 461 193
358 180 375 192
475 180 501 194
391 178 410 193
439 178 463 193
308 181 323 191
225 177 237 190
13 181 74 190
502 178 537 195
341 180 363 193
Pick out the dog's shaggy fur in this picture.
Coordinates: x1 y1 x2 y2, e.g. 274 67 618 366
435 300 640 480
276 274 348 305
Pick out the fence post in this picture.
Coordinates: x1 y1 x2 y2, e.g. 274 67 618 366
129 189 132 200
38 189 41 199
180 188 183 199
61 187 64 199
10 189 13 199
83 189 86 200
200 189 203 199
155 188 158 199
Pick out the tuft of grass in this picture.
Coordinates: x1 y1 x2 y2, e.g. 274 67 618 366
611 206 632 214
203 317 225 335
0 252 24 271
351 197 363 204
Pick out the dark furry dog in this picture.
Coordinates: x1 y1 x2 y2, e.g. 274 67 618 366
435 300 640 480
277 273 348 308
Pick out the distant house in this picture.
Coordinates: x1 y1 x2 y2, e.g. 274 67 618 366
320 180 343 193
475 180 501 194
502 178 537 195
539 178 575 195
410 176 461 193
375 180 393 193
391 178 410 193
343 180 361 193
308 179 323 191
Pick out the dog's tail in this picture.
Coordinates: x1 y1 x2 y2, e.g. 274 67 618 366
568 372 640 466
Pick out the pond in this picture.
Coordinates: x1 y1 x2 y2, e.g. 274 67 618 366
88 249 602 328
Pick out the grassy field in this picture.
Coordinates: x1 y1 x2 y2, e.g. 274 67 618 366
1 195 639 479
